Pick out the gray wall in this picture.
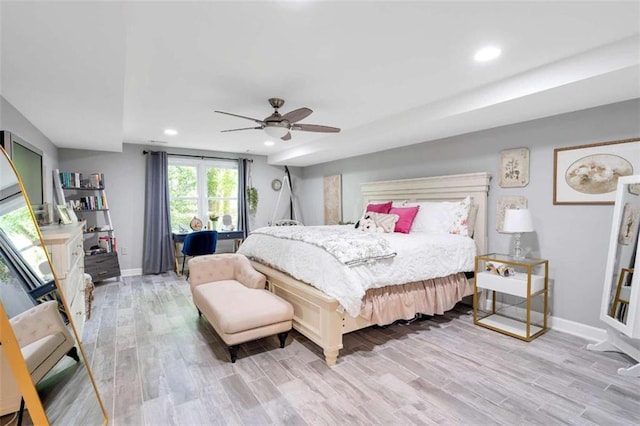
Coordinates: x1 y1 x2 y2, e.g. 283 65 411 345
298 99 640 328
58 143 296 272
0 96 59 204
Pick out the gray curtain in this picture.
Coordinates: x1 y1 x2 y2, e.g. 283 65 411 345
142 151 175 274
238 158 249 238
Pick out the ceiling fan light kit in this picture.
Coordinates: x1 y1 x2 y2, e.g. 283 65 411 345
264 123 290 139
216 98 340 141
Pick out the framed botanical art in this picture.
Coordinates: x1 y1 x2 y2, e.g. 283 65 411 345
554 138 640 205
618 202 640 245
499 148 529 188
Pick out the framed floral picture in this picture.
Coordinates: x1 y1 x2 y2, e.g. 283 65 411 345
499 148 529 188
554 138 640 205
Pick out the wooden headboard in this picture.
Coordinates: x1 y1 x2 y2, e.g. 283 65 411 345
360 172 491 255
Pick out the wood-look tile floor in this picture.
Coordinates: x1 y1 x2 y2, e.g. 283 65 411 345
80 273 639 426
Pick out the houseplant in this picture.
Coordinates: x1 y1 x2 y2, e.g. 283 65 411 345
247 186 258 215
208 212 219 230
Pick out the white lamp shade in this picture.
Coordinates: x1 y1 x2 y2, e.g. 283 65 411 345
503 209 533 233
264 125 289 139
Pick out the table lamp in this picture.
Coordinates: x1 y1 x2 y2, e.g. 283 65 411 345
503 208 533 260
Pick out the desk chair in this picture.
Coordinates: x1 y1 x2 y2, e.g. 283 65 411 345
181 230 218 275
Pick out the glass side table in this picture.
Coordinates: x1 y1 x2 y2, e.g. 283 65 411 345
474 253 549 341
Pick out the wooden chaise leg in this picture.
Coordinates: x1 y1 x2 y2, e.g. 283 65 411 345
66 346 80 362
228 345 239 363
277 332 288 348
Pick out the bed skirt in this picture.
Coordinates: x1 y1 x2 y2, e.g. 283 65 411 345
360 272 470 325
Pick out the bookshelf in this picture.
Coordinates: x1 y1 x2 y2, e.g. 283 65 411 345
54 170 121 281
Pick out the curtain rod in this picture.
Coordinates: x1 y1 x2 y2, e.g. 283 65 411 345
142 150 252 162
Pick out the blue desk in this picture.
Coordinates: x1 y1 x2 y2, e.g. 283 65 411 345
172 230 244 275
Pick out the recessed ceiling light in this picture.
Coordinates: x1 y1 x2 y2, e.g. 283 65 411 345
164 129 178 136
474 46 501 62
264 140 275 147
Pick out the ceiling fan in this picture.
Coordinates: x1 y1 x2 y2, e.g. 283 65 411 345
215 98 340 141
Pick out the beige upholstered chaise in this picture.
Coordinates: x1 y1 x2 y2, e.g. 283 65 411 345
0 300 79 416
188 254 293 363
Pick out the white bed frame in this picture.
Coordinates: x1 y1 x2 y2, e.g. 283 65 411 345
251 172 491 366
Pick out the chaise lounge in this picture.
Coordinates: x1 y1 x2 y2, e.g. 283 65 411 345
187 253 294 362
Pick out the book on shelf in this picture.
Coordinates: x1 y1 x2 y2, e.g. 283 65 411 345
59 171 105 189
97 235 117 253
67 193 108 211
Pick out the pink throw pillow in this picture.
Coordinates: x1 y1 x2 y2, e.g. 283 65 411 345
389 206 420 233
366 201 392 214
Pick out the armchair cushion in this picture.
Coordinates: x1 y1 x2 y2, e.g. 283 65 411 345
21 333 66 373
10 301 73 349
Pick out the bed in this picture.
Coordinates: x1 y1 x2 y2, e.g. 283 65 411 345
239 172 490 365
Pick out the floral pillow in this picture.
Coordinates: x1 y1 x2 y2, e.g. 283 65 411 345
449 196 471 236
403 196 472 236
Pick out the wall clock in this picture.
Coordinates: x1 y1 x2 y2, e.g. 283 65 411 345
271 178 282 191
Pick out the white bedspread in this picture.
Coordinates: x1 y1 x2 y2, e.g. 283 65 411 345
237 225 476 316
251 225 396 266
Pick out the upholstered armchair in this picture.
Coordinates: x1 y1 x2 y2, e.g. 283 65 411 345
0 300 79 416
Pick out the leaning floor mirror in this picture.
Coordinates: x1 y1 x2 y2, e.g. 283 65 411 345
0 146 107 424
587 174 640 377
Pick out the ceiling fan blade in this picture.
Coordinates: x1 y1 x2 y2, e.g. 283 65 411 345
214 110 264 125
293 124 341 133
220 126 263 133
281 132 292 141
281 107 313 123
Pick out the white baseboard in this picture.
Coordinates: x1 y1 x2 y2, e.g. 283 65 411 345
121 268 142 277
550 316 607 343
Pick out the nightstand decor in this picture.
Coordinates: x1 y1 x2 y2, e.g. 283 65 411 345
503 208 533 260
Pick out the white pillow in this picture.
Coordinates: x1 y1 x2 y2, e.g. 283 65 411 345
405 197 471 235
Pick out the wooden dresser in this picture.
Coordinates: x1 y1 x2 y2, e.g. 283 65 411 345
40 222 87 340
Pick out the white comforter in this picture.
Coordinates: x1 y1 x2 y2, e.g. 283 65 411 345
237 225 476 316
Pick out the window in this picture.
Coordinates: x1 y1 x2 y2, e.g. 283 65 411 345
168 158 239 232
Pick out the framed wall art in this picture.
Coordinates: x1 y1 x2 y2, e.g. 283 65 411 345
496 196 527 233
499 148 529 188
618 202 640 245
554 138 640 205
323 174 342 225
56 205 73 225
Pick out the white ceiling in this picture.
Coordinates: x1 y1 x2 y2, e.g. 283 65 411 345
1 1 639 166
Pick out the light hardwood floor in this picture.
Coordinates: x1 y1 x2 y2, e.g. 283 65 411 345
76 273 639 426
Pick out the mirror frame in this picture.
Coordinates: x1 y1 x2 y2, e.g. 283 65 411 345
0 146 107 424
599 174 640 338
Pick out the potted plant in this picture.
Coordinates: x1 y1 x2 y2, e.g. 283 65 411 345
247 186 258 215
208 212 219 230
